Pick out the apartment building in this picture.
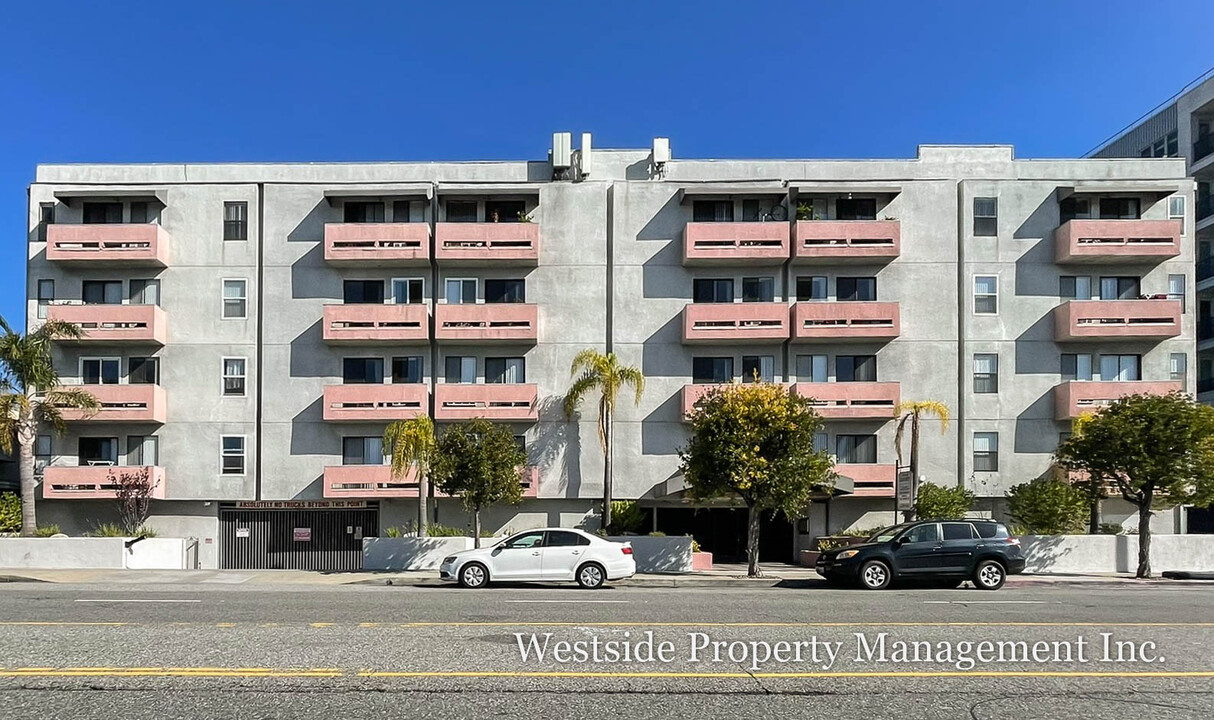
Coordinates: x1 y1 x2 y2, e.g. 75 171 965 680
25 140 1195 569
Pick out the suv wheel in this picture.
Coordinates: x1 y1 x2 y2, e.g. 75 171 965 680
973 560 1006 590
859 560 891 590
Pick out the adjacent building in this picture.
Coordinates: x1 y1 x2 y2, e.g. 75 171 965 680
25 138 1197 568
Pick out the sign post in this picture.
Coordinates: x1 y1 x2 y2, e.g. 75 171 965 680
896 467 914 521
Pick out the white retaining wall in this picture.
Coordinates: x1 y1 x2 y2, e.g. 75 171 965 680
0 537 194 570
1021 534 1214 574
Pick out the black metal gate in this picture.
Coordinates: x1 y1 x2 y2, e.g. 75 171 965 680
219 506 378 570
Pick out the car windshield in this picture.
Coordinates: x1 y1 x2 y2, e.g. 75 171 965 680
868 524 911 543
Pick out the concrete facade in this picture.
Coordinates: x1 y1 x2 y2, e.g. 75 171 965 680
25 139 1198 567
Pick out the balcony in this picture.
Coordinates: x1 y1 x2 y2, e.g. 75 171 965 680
322 304 429 344
1054 219 1181 263
434 222 539 264
793 220 900 263
792 382 900 419
322 464 539 499
58 384 167 424
435 303 538 344
834 464 896 498
45 224 169 266
323 223 430 265
791 302 900 342
41 465 167 500
682 222 788 265
1053 300 1181 342
1199 195 1213 224
434 383 538 422
46 304 167 345
1194 135 1214 165
1054 381 1183 420
682 302 789 344
322 384 428 422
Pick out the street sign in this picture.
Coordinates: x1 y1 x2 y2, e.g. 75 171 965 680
235 527 250 538
293 527 312 542
896 468 914 511
235 500 367 510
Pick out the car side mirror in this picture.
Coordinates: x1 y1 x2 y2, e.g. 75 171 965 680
895 536 909 546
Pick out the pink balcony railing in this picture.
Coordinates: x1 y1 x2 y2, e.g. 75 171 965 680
322 304 429 344
42 465 167 500
322 384 428 422
1054 381 1182 420
58 384 167 424
434 383 538 422
435 303 538 343
1053 299 1182 342
323 223 431 265
794 220 900 262
46 224 169 266
1054 219 1181 263
322 465 540 499
834 464 896 498
792 382 900 419
682 302 789 344
682 222 788 264
680 383 729 420
46 304 167 345
791 302 900 341
434 222 539 264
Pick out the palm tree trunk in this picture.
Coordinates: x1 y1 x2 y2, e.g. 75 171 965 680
602 402 613 531
908 413 921 522
17 415 37 537
472 509 482 549
417 471 428 538
746 504 762 578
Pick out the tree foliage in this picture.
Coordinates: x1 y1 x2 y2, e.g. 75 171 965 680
111 466 160 535
913 482 974 520
431 418 528 546
1006 477 1089 535
0 492 20 533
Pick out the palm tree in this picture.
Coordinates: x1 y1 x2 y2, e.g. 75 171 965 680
563 350 644 530
894 400 950 522
383 415 437 537
0 317 100 536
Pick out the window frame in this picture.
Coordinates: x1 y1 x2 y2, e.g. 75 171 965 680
973 275 998 315
444 278 478 305
973 431 999 472
973 197 998 237
973 353 999 394
222 357 248 397
80 356 122 385
222 279 248 320
220 435 247 476
391 277 425 305
223 201 249 241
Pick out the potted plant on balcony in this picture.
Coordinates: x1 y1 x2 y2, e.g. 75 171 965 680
795 202 818 221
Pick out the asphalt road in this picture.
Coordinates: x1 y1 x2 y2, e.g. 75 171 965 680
0 581 1211 719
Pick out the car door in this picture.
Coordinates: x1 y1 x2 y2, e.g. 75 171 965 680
893 523 942 574
938 522 978 574
540 531 590 581
489 531 546 581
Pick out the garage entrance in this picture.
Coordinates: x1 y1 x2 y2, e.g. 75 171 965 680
219 501 378 570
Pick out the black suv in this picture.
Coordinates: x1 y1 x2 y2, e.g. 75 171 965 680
815 520 1026 590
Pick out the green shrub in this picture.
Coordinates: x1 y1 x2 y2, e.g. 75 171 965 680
1098 523 1125 535
36 525 61 537
647 531 666 537
0 493 20 534
384 526 402 538
815 539 849 551
607 500 647 534
425 524 467 537
914 483 975 520
837 526 880 538
1006 478 1089 535
88 523 157 538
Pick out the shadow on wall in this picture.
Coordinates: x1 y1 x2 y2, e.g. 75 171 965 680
1011 195 1062 297
1019 534 1073 573
531 395 582 497
286 199 331 244
1012 313 1057 364
290 244 339 301
363 536 480 571
291 475 325 501
1013 392 1065 455
288 321 334 379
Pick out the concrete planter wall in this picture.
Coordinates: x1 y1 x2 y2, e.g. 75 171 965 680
363 537 499 571
0 537 195 570
691 551 713 571
1022 534 1214 574
607 536 694 573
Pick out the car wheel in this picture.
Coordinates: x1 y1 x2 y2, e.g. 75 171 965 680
858 560 891 590
576 562 606 589
459 562 489 589
973 560 1006 591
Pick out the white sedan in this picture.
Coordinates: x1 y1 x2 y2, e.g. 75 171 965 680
439 528 636 589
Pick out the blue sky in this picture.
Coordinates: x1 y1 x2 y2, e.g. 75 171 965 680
1 0 1210 326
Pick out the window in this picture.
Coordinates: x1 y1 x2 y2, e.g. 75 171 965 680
81 358 120 385
82 280 123 305
1099 276 1139 300
36 279 53 320
445 200 478 223
223 280 247 319
903 523 939 544
1059 275 1091 300
34 435 51 474
546 530 591 547
973 354 998 394
837 277 876 302
693 200 733 222
83 202 122 224
942 523 975 541
37 203 54 242
692 357 733 383
392 200 415 223
343 358 385 384
973 432 998 472
1171 353 1188 384
344 201 385 223
740 355 774 383
973 197 998 236
836 355 877 383
223 358 247 396
741 198 762 222
129 202 149 224
1059 197 1090 223
1100 354 1140 382
392 356 423 384
693 278 733 303
221 436 246 475
796 354 828 383
127 435 159 466
445 356 476 384
837 198 877 220
485 279 526 304
1099 198 1140 220
973 276 998 314
835 434 877 464
127 357 159 385
129 279 160 306
485 200 525 223
486 357 525 384
504 531 545 549
342 437 385 466
79 437 118 466
224 202 248 241
1170 196 1186 234
812 432 829 453
445 278 477 304
796 276 828 301
343 280 384 304
1061 353 1093 382
392 278 424 305
1169 274 1185 312
741 277 775 303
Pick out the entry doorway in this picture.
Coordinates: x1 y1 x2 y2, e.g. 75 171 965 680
653 507 794 564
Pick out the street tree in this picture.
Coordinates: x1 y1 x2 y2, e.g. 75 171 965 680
110 466 161 536
894 400 950 520
0 317 100 535
679 382 835 577
563 349 644 530
431 418 528 547
1056 392 1214 578
1005 477 1089 535
384 416 437 537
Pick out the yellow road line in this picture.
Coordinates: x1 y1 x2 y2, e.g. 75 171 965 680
0 667 343 678
357 670 1214 679
394 621 1214 628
